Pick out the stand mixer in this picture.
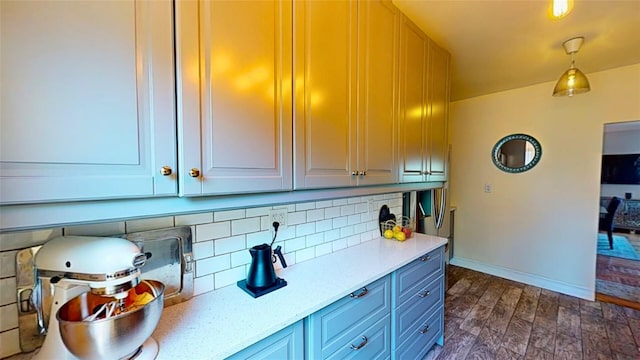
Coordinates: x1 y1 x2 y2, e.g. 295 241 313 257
31 235 164 360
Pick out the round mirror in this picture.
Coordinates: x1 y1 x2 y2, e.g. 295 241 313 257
492 134 542 173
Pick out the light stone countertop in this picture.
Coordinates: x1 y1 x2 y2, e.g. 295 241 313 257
153 233 448 360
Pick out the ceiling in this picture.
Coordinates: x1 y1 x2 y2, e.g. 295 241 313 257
393 0 640 101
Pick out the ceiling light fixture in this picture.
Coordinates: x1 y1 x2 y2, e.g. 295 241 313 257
552 37 591 97
550 0 573 19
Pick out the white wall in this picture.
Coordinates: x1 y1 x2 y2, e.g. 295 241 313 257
449 63 640 300
600 127 640 198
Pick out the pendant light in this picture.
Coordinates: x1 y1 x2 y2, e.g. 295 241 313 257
553 37 591 97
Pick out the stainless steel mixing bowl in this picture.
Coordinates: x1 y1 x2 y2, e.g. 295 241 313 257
56 280 165 360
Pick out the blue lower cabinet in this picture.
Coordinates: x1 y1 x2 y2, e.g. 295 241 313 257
229 246 446 360
307 275 391 359
392 307 443 360
226 320 304 360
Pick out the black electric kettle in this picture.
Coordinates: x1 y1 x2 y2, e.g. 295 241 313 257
237 242 287 298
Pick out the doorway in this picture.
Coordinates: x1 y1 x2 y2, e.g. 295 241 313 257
595 121 640 308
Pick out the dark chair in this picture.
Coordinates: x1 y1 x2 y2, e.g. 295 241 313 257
599 196 622 249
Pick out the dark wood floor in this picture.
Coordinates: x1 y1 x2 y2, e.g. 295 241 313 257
424 265 640 360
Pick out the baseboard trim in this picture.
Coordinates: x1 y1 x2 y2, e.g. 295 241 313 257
595 293 640 310
449 257 594 301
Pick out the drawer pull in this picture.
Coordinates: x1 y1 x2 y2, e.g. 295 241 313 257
418 325 430 334
418 290 431 298
419 255 431 262
350 336 368 350
349 287 369 299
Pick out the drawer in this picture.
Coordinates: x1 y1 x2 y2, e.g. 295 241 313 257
324 314 391 360
308 275 391 359
392 247 443 307
393 306 443 360
393 275 444 342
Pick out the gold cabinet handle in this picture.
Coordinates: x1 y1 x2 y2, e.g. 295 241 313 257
160 166 172 176
189 168 200 178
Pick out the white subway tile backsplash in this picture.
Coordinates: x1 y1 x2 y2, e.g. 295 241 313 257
295 223 315 237
340 226 354 238
0 304 17 332
347 235 361 247
305 233 323 247
0 328 20 358
193 241 214 260
333 198 348 206
196 221 231 241
230 250 251 267
315 243 332 257
215 235 246 255
315 219 332 232
245 206 271 218
0 251 17 278
354 202 368 214
340 204 355 216
295 202 315 211
324 229 340 242
287 211 306 226
64 221 125 236
231 217 261 236
295 247 315 263
175 212 213 226
315 200 333 208
0 228 62 252
0 278 16 307
306 208 324 222
347 214 360 225
0 192 404 358
332 217 348 229
196 254 230 277
214 267 245 289
332 238 347 251
214 209 245 222
126 217 174 233
324 206 341 219
194 274 214 296
246 231 271 248
284 237 306 253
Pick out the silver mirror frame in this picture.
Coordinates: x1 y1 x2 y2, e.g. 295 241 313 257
492 133 542 173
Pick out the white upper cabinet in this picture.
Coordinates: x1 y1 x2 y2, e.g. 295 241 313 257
176 0 293 196
0 0 176 204
425 41 450 182
294 0 398 189
398 16 429 183
357 0 400 186
398 15 450 183
293 0 358 189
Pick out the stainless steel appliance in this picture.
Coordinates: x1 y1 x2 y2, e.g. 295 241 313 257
16 226 194 356
403 187 453 262
26 235 164 359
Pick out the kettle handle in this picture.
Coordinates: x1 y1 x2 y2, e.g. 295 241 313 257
273 245 287 268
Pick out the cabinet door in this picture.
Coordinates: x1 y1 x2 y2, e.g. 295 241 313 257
426 41 450 182
177 0 292 196
357 0 399 186
293 0 358 189
398 16 428 183
226 320 305 360
0 0 176 204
